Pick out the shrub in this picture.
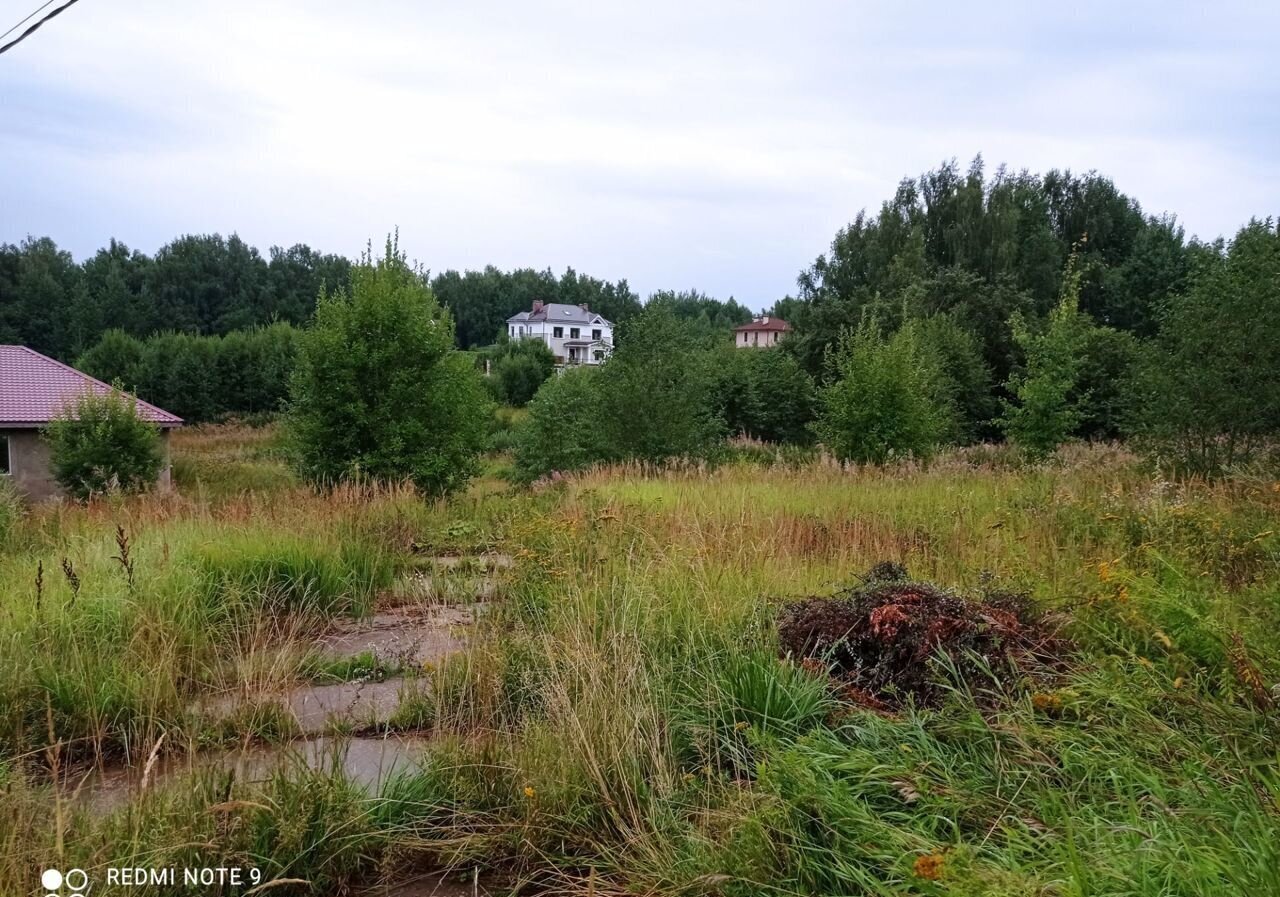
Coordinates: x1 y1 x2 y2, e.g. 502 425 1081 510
514 367 613 482
77 324 299 423
814 319 955 464
287 236 491 496
1001 252 1092 457
488 339 556 406
41 386 164 499
598 304 723 463
1124 220 1280 474
710 347 818 445
914 315 997 442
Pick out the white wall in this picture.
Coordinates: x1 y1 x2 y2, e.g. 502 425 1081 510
508 318 613 364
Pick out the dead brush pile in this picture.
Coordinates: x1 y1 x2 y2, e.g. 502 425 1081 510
777 562 1065 709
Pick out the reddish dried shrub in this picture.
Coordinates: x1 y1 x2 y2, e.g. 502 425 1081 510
777 563 1063 708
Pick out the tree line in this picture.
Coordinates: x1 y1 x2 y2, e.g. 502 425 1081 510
510 159 1279 478
5 156 1276 478
0 235 350 361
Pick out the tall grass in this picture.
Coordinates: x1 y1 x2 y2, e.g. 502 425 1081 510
1 433 1277 895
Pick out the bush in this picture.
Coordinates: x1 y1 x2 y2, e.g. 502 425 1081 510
286 236 491 496
1124 220 1280 474
598 304 723 463
41 387 164 499
710 347 818 445
1001 253 1092 457
814 319 955 464
914 315 997 442
487 339 556 406
514 367 613 482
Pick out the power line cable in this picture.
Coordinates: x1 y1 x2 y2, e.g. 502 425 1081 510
0 0 81 57
0 0 56 42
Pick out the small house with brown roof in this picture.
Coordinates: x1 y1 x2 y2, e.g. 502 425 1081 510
0 345 182 500
734 315 791 348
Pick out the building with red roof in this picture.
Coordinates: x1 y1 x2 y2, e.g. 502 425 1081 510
1 345 182 500
733 315 792 348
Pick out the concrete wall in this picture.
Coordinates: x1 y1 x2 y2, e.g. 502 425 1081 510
2 427 173 502
736 329 783 348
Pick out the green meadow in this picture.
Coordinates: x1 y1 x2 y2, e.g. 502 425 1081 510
1 426 1277 896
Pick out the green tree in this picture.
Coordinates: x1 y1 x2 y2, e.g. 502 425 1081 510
1000 252 1093 457
287 237 490 495
514 368 612 482
42 387 164 499
709 347 817 444
1125 220 1280 474
815 320 954 464
487 338 556 406
76 329 146 390
598 305 723 463
913 315 997 442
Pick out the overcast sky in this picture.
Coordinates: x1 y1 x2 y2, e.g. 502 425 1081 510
3 0 1277 308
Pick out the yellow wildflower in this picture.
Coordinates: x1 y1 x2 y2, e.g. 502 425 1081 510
523 786 536 799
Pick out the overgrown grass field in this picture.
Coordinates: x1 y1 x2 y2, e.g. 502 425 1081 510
1 427 1277 895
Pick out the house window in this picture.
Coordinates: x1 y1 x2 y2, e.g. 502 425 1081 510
592 328 601 340
518 326 525 336
0 435 10 475
593 350 605 361
553 326 564 338
570 327 580 339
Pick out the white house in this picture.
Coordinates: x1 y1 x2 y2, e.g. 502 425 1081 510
733 315 792 348
506 301 614 365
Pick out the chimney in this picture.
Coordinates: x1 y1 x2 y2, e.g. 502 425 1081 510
532 300 544 314
762 315 769 324
579 303 589 312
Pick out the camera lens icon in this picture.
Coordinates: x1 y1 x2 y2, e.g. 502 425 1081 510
42 868 88 894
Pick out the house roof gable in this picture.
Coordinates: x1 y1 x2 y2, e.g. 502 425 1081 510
506 303 613 327
0 345 183 427
734 317 792 333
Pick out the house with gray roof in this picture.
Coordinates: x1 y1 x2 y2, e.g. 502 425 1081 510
0 345 182 500
506 301 614 366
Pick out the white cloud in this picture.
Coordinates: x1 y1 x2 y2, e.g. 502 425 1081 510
2 0 1276 306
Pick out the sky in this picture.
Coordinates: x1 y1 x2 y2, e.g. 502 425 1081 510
2 0 1277 309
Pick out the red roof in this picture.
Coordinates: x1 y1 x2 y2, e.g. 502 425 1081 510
734 317 791 332
0 345 182 427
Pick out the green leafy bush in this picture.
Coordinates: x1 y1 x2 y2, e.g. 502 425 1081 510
42 387 164 499
598 304 724 463
486 338 556 406
287 236 490 496
514 367 613 482
1000 253 1092 457
814 320 955 464
1124 220 1280 474
710 347 818 444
